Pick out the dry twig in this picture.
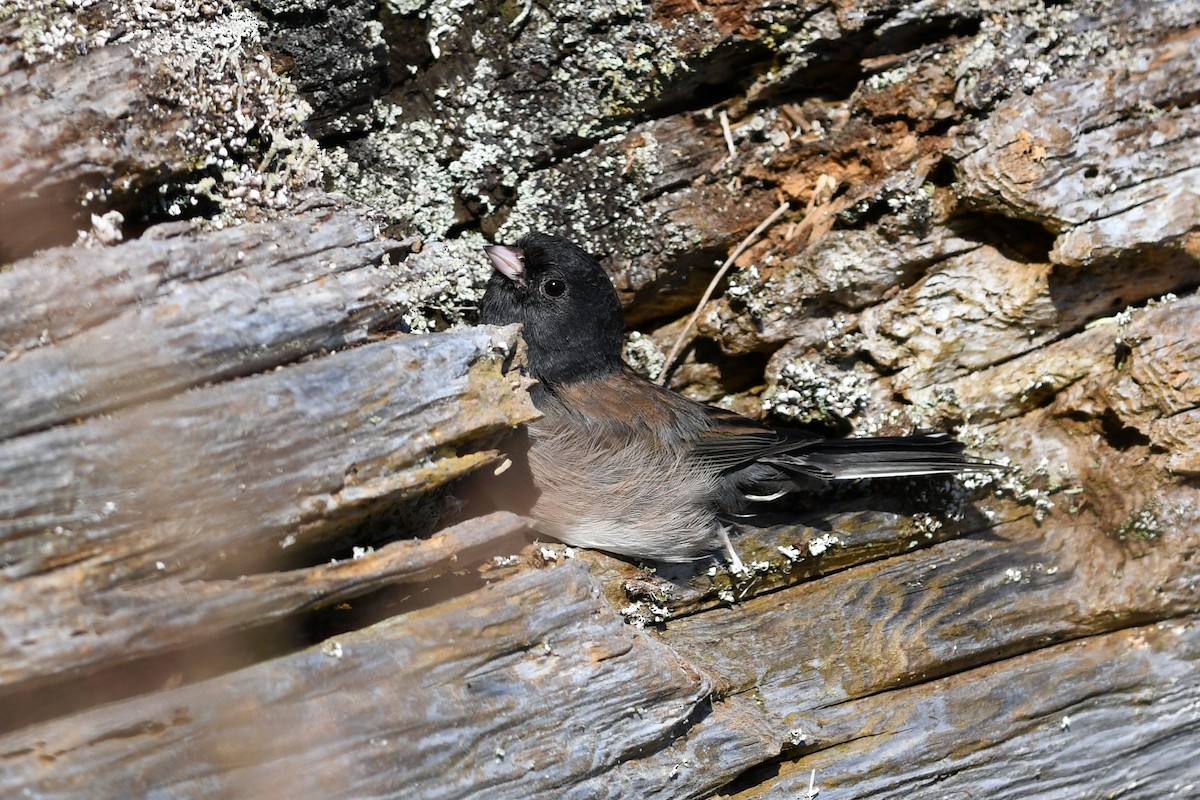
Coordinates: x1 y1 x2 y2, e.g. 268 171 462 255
658 200 791 384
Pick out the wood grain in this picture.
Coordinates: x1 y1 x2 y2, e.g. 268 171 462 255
1 0 1198 797
0 326 537 694
0 562 712 800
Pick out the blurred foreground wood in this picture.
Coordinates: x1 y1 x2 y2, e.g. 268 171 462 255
1 1 1198 798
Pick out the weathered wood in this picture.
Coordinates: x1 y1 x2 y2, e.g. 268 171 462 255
665 508 1200 708
580 503 1012 625
2 0 1199 797
0 5 313 261
912 290 1200 430
0 562 712 800
952 26 1200 266
0 202 407 438
0 44 183 258
733 616 1200 799
0 326 537 694
859 239 1197 392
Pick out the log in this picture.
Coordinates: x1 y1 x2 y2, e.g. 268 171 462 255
2 0 1198 797
0 562 715 800
0 202 406 438
735 618 1200 799
951 26 1200 266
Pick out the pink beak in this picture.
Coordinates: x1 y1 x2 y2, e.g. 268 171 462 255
485 245 526 286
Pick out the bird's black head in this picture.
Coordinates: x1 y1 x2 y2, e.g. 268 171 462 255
479 232 625 386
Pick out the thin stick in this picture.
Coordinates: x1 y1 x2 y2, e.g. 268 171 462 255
510 0 532 27
659 200 790 385
805 768 819 799
719 110 737 160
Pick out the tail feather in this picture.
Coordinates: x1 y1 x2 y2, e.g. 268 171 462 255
768 433 1009 482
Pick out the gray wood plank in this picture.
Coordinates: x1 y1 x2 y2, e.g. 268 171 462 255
0 561 712 800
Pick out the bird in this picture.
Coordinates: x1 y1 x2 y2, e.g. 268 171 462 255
476 232 1007 570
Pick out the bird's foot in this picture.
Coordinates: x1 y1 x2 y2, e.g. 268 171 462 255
716 523 746 575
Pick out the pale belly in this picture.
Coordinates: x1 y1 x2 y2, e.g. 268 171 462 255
524 422 721 562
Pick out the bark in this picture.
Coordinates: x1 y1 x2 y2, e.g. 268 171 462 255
1 0 1198 798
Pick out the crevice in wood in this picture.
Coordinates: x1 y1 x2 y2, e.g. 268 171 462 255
0 515 533 736
116 165 226 238
1099 408 1153 451
0 618 306 737
948 212 1057 263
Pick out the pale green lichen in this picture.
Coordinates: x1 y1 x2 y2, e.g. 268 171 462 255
326 121 460 236
495 128 700 266
953 1 1117 108
1112 498 1167 543
136 8 320 220
9 0 321 229
328 1 715 242
386 232 495 333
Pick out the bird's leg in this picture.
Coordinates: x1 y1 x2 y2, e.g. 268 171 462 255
717 522 746 574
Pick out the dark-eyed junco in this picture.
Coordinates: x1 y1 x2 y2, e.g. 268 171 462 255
478 232 1006 569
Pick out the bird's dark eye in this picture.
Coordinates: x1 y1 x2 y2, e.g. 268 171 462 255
542 279 567 298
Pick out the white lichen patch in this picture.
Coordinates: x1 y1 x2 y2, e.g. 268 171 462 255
953 2 1112 108
806 533 841 557
11 1 320 226
776 544 803 562
7 0 220 66
623 331 666 381
328 2 717 244
384 232 495 332
725 263 772 319
620 600 671 628
910 513 943 536
137 9 320 217
994 470 1055 523
761 359 870 425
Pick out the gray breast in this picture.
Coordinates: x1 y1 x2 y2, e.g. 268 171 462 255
524 418 721 562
